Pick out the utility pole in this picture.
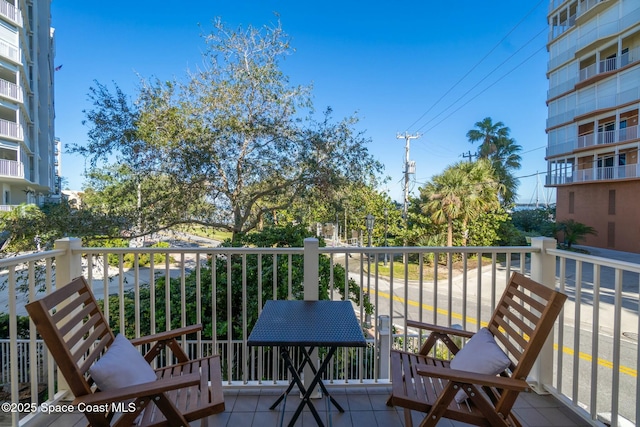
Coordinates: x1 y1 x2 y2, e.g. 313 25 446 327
397 132 420 249
462 151 477 162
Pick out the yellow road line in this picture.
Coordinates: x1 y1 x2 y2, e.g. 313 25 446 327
374 289 638 378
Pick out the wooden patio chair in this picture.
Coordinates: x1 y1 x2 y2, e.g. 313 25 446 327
25 276 225 427
386 272 567 427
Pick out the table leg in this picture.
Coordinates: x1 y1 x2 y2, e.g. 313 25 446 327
269 347 314 410
282 348 324 426
299 347 344 413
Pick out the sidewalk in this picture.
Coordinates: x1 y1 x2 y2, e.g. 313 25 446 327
573 244 640 264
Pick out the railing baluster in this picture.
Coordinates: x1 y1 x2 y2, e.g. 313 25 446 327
447 251 453 327
590 263 600 420
242 254 247 384
287 253 292 299
611 269 623 427
433 252 439 325
572 260 582 405
8 266 18 427
226 252 233 384
557 256 566 392
134 253 140 339
196 253 202 359
462 253 468 330
476 251 482 332
119 253 125 334
257 253 262 383
28 261 37 406
491 252 497 313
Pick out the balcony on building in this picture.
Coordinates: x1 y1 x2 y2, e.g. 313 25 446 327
578 40 640 84
576 110 639 148
0 106 21 140
0 145 22 179
0 0 22 27
0 68 21 103
0 38 19 64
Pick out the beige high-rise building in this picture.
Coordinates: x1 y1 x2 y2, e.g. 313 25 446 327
546 0 640 252
0 0 56 211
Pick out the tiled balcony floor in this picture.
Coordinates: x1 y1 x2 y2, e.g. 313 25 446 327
26 385 587 427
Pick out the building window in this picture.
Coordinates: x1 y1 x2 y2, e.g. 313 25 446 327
608 190 616 215
569 192 575 214
607 222 615 248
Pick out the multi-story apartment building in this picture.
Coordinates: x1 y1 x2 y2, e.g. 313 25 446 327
546 0 640 252
0 0 56 211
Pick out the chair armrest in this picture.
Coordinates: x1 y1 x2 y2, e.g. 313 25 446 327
415 363 529 392
406 320 475 339
130 324 203 346
73 373 201 406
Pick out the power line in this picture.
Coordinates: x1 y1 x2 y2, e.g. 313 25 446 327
416 27 548 133
422 45 547 134
404 0 547 132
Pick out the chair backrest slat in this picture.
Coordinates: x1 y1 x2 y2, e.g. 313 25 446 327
500 294 540 325
25 277 116 400
485 272 567 415
78 333 112 375
490 317 525 360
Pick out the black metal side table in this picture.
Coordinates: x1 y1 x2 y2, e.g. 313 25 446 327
247 300 366 427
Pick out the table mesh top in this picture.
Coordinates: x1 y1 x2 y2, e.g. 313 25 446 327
247 300 366 347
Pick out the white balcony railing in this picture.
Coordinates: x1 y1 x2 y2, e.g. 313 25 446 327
576 0 607 18
567 163 640 183
0 118 22 140
0 78 21 102
1 238 637 426
550 6 640 72
578 46 640 82
576 125 639 149
0 39 19 63
0 0 21 26
0 158 23 177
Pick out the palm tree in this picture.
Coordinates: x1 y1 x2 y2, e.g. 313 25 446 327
556 219 597 249
490 137 522 205
467 118 522 206
421 160 500 246
466 117 510 158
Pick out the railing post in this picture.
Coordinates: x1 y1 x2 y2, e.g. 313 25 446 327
55 237 83 287
53 237 83 395
303 238 319 301
377 315 390 380
529 237 557 393
303 238 321 397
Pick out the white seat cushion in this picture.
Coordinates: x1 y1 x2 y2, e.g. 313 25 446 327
89 334 157 391
449 327 511 403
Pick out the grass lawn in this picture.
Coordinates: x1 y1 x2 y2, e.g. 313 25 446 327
366 254 500 281
180 225 233 242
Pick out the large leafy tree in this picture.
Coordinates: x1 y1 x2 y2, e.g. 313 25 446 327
73 19 382 240
420 159 501 246
0 202 123 254
466 117 522 205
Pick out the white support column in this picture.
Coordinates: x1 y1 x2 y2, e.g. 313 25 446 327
302 238 321 397
53 237 83 395
303 238 319 301
54 237 83 287
529 237 557 393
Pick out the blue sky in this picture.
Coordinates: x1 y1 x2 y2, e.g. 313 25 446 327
51 0 555 206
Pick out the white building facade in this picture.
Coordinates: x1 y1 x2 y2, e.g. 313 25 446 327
0 0 56 211
546 0 640 252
